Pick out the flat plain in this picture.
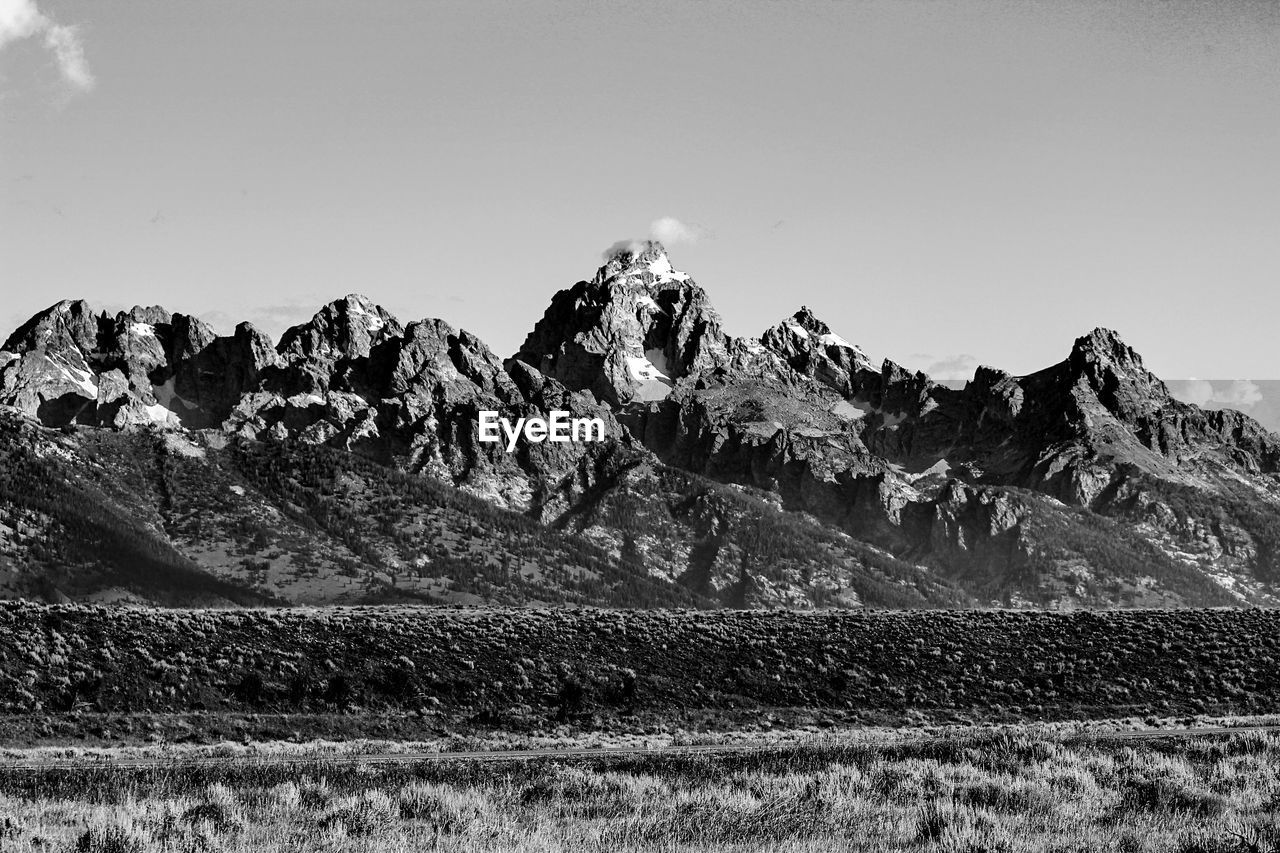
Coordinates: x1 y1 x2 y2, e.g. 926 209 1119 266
3 726 1280 852
5 603 1280 851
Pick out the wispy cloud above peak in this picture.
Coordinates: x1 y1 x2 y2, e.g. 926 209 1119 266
649 217 709 246
601 217 712 261
0 0 95 92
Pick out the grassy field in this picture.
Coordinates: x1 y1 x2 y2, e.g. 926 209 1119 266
2 726 1279 852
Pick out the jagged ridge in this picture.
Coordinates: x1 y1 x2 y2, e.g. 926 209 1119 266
3 242 1280 608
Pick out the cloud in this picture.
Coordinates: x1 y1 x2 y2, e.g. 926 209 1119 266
649 217 708 246
1177 378 1216 407
923 354 979 381
0 0 94 91
1219 379 1264 408
602 217 712 261
1169 378 1263 410
601 239 648 261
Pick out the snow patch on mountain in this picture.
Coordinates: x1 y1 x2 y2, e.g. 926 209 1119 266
920 458 952 477
786 321 810 338
830 400 867 421
347 300 385 331
129 322 156 339
62 365 98 399
626 353 673 401
626 354 668 382
819 332 855 350
648 255 690 282
287 392 327 408
143 403 174 424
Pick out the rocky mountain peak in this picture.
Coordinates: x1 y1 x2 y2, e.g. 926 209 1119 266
277 294 403 363
1069 327 1148 376
1063 327 1169 418
9 272 1280 611
167 314 219 364
593 240 689 287
757 307 877 392
786 306 832 337
513 245 729 405
2 299 100 356
121 305 174 327
760 307 871 361
96 306 175 391
0 298 287 430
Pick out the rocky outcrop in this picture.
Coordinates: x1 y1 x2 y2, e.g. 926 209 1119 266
224 298 644 513
168 319 281 427
1 299 101 356
512 242 731 405
0 301 280 430
757 306 876 396
0 300 105 425
925 481 1029 576
868 328 1280 505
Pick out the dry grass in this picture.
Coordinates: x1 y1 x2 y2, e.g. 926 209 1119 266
2 727 1280 851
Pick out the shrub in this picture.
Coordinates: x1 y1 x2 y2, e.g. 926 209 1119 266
266 780 302 812
556 675 586 720
297 777 333 811
319 790 397 836
1219 730 1275 758
233 671 265 706
915 800 950 843
519 766 639 820
398 781 489 831
184 783 245 833
324 673 353 708
376 663 417 700
954 778 1053 814
1122 777 1227 819
73 823 146 853
286 673 311 707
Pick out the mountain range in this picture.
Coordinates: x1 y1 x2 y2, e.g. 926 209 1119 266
2 241 1279 609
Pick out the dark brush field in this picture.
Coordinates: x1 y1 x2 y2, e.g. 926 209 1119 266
4 604 1280 746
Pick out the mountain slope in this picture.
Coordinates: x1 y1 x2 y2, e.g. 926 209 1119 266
510 242 1280 606
0 412 271 605
2 242 1279 608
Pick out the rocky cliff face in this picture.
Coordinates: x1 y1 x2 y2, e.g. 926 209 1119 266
224 295 641 515
513 242 732 405
3 243 1280 608
508 244 1280 606
0 301 280 430
866 327 1280 506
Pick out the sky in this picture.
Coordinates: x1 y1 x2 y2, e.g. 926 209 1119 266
2 0 1278 381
